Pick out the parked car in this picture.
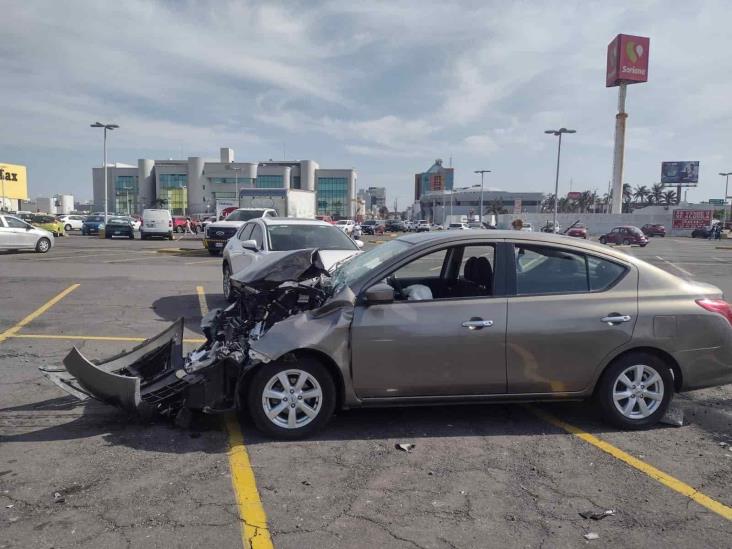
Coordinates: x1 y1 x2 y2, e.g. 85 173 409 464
172 216 188 233
58 214 85 232
200 216 217 232
416 220 431 232
315 215 335 224
540 222 561 233
599 226 648 247
335 219 356 236
521 222 534 232
0 214 54 253
448 223 470 230
467 222 484 230
104 217 135 239
384 220 406 232
205 208 278 255
140 209 174 240
360 220 385 235
641 224 666 237
30 214 65 237
691 227 712 239
81 215 105 235
222 218 363 303
565 222 588 239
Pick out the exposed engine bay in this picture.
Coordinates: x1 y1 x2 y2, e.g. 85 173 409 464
39 249 337 422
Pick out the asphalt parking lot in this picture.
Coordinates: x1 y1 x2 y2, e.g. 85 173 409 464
1 232 731 548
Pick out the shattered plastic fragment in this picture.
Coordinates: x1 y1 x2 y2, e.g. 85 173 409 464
659 405 684 427
53 492 65 503
579 509 615 520
395 443 415 452
583 532 599 540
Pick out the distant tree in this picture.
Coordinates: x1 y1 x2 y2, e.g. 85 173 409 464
650 183 664 205
633 185 649 205
152 198 167 208
662 190 677 206
378 206 389 219
488 198 507 215
541 194 556 213
622 184 633 213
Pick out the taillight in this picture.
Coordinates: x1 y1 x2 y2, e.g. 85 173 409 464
169 220 173 227
696 299 732 326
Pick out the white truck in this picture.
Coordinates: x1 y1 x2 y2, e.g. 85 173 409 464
204 208 277 255
238 189 316 219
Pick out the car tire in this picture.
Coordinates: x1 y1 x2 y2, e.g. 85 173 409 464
599 236 607 244
35 237 51 253
622 238 631 245
128 233 134 240
596 352 673 430
65 224 72 232
208 249 220 256
223 263 236 304
247 357 336 440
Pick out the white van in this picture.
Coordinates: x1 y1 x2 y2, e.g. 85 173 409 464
140 209 173 240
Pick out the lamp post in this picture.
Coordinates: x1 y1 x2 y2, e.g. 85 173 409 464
544 128 576 233
720 172 732 228
90 122 119 222
0 166 6 211
474 170 491 225
227 165 242 207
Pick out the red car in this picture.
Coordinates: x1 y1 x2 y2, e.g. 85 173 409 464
172 216 199 233
565 224 588 239
315 215 336 224
599 226 648 247
641 224 666 237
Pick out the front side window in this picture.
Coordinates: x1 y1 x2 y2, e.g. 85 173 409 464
251 224 264 249
5 216 29 229
238 223 254 241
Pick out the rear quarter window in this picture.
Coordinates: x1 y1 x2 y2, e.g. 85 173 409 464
587 255 627 291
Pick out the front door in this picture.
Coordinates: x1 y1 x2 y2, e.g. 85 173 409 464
506 242 637 393
351 243 507 398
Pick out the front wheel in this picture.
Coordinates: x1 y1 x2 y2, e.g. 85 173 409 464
599 236 607 245
596 352 673 430
35 237 51 253
622 238 631 245
223 263 236 303
65 224 72 232
247 358 336 440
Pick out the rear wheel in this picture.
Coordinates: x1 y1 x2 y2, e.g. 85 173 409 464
247 358 336 440
65 224 72 232
35 238 51 253
599 236 607 244
596 352 673 430
622 238 631 245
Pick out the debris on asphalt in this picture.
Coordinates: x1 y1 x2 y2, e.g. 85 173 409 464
301 480 311 486
579 509 615 520
395 443 415 452
5 504 13 509
583 532 599 540
719 441 728 448
9 517 18 523
660 405 684 427
53 491 65 503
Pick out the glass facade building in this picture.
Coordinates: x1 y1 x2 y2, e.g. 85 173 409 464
414 159 454 201
159 174 188 214
114 175 138 215
316 177 348 217
256 175 284 188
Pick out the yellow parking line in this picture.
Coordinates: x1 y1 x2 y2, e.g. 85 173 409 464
531 408 732 521
8 333 206 344
0 284 80 343
195 286 273 549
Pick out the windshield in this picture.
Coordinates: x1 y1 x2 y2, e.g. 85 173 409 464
330 239 411 292
226 210 267 221
268 224 358 251
108 218 129 224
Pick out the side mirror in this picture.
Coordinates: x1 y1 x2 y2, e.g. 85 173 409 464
355 239 364 248
241 239 259 252
364 283 394 304
26 225 32 231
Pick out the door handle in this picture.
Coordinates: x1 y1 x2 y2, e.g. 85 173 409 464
601 314 632 324
461 319 494 330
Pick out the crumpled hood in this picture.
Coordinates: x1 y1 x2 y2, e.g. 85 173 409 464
230 248 330 291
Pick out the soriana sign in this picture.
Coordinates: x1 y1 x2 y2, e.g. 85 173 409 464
606 34 650 87
672 209 711 230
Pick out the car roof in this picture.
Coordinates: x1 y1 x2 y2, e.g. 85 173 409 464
259 217 332 227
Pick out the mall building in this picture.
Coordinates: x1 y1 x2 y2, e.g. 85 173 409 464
419 188 545 224
92 148 357 218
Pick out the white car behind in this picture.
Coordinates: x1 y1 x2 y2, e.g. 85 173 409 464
335 219 356 236
58 215 85 232
222 218 362 303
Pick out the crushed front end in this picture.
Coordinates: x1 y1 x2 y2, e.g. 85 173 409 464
39 248 332 420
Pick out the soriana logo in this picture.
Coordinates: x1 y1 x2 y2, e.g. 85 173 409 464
606 34 649 87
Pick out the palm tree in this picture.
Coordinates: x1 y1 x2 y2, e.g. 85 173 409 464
622 184 633 213
577 190 594 213
488 198 506 215
152 198 167 208
633 185 649 205
650 183 664 205
661 190 677 206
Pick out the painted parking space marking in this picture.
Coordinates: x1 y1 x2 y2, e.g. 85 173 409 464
196 286 273 549
531 408 732 521
656 255 693 278
0 284 80 343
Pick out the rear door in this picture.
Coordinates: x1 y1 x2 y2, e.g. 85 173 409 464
505 242 637 394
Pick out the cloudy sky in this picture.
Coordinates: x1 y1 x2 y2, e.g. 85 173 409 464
2 0 731 206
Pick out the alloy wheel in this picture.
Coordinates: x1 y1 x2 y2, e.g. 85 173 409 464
261 369 323 429
612 364 664 419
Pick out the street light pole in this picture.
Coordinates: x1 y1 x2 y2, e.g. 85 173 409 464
474 170 491 225
227 165 242 207
720 172 731 228
90 122 119 222
545 128 576 233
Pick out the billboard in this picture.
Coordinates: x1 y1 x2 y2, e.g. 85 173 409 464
661 161 699 186
567 192 582 200
606 34 650 87
672 209 712 229
0 163 29 200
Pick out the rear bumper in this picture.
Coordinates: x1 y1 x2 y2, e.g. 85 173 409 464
676 321 732 391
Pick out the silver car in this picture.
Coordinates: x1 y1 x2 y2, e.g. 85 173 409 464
0 214 54 253
222 217 363 303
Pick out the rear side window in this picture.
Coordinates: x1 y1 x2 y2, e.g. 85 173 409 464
514 245 626 295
